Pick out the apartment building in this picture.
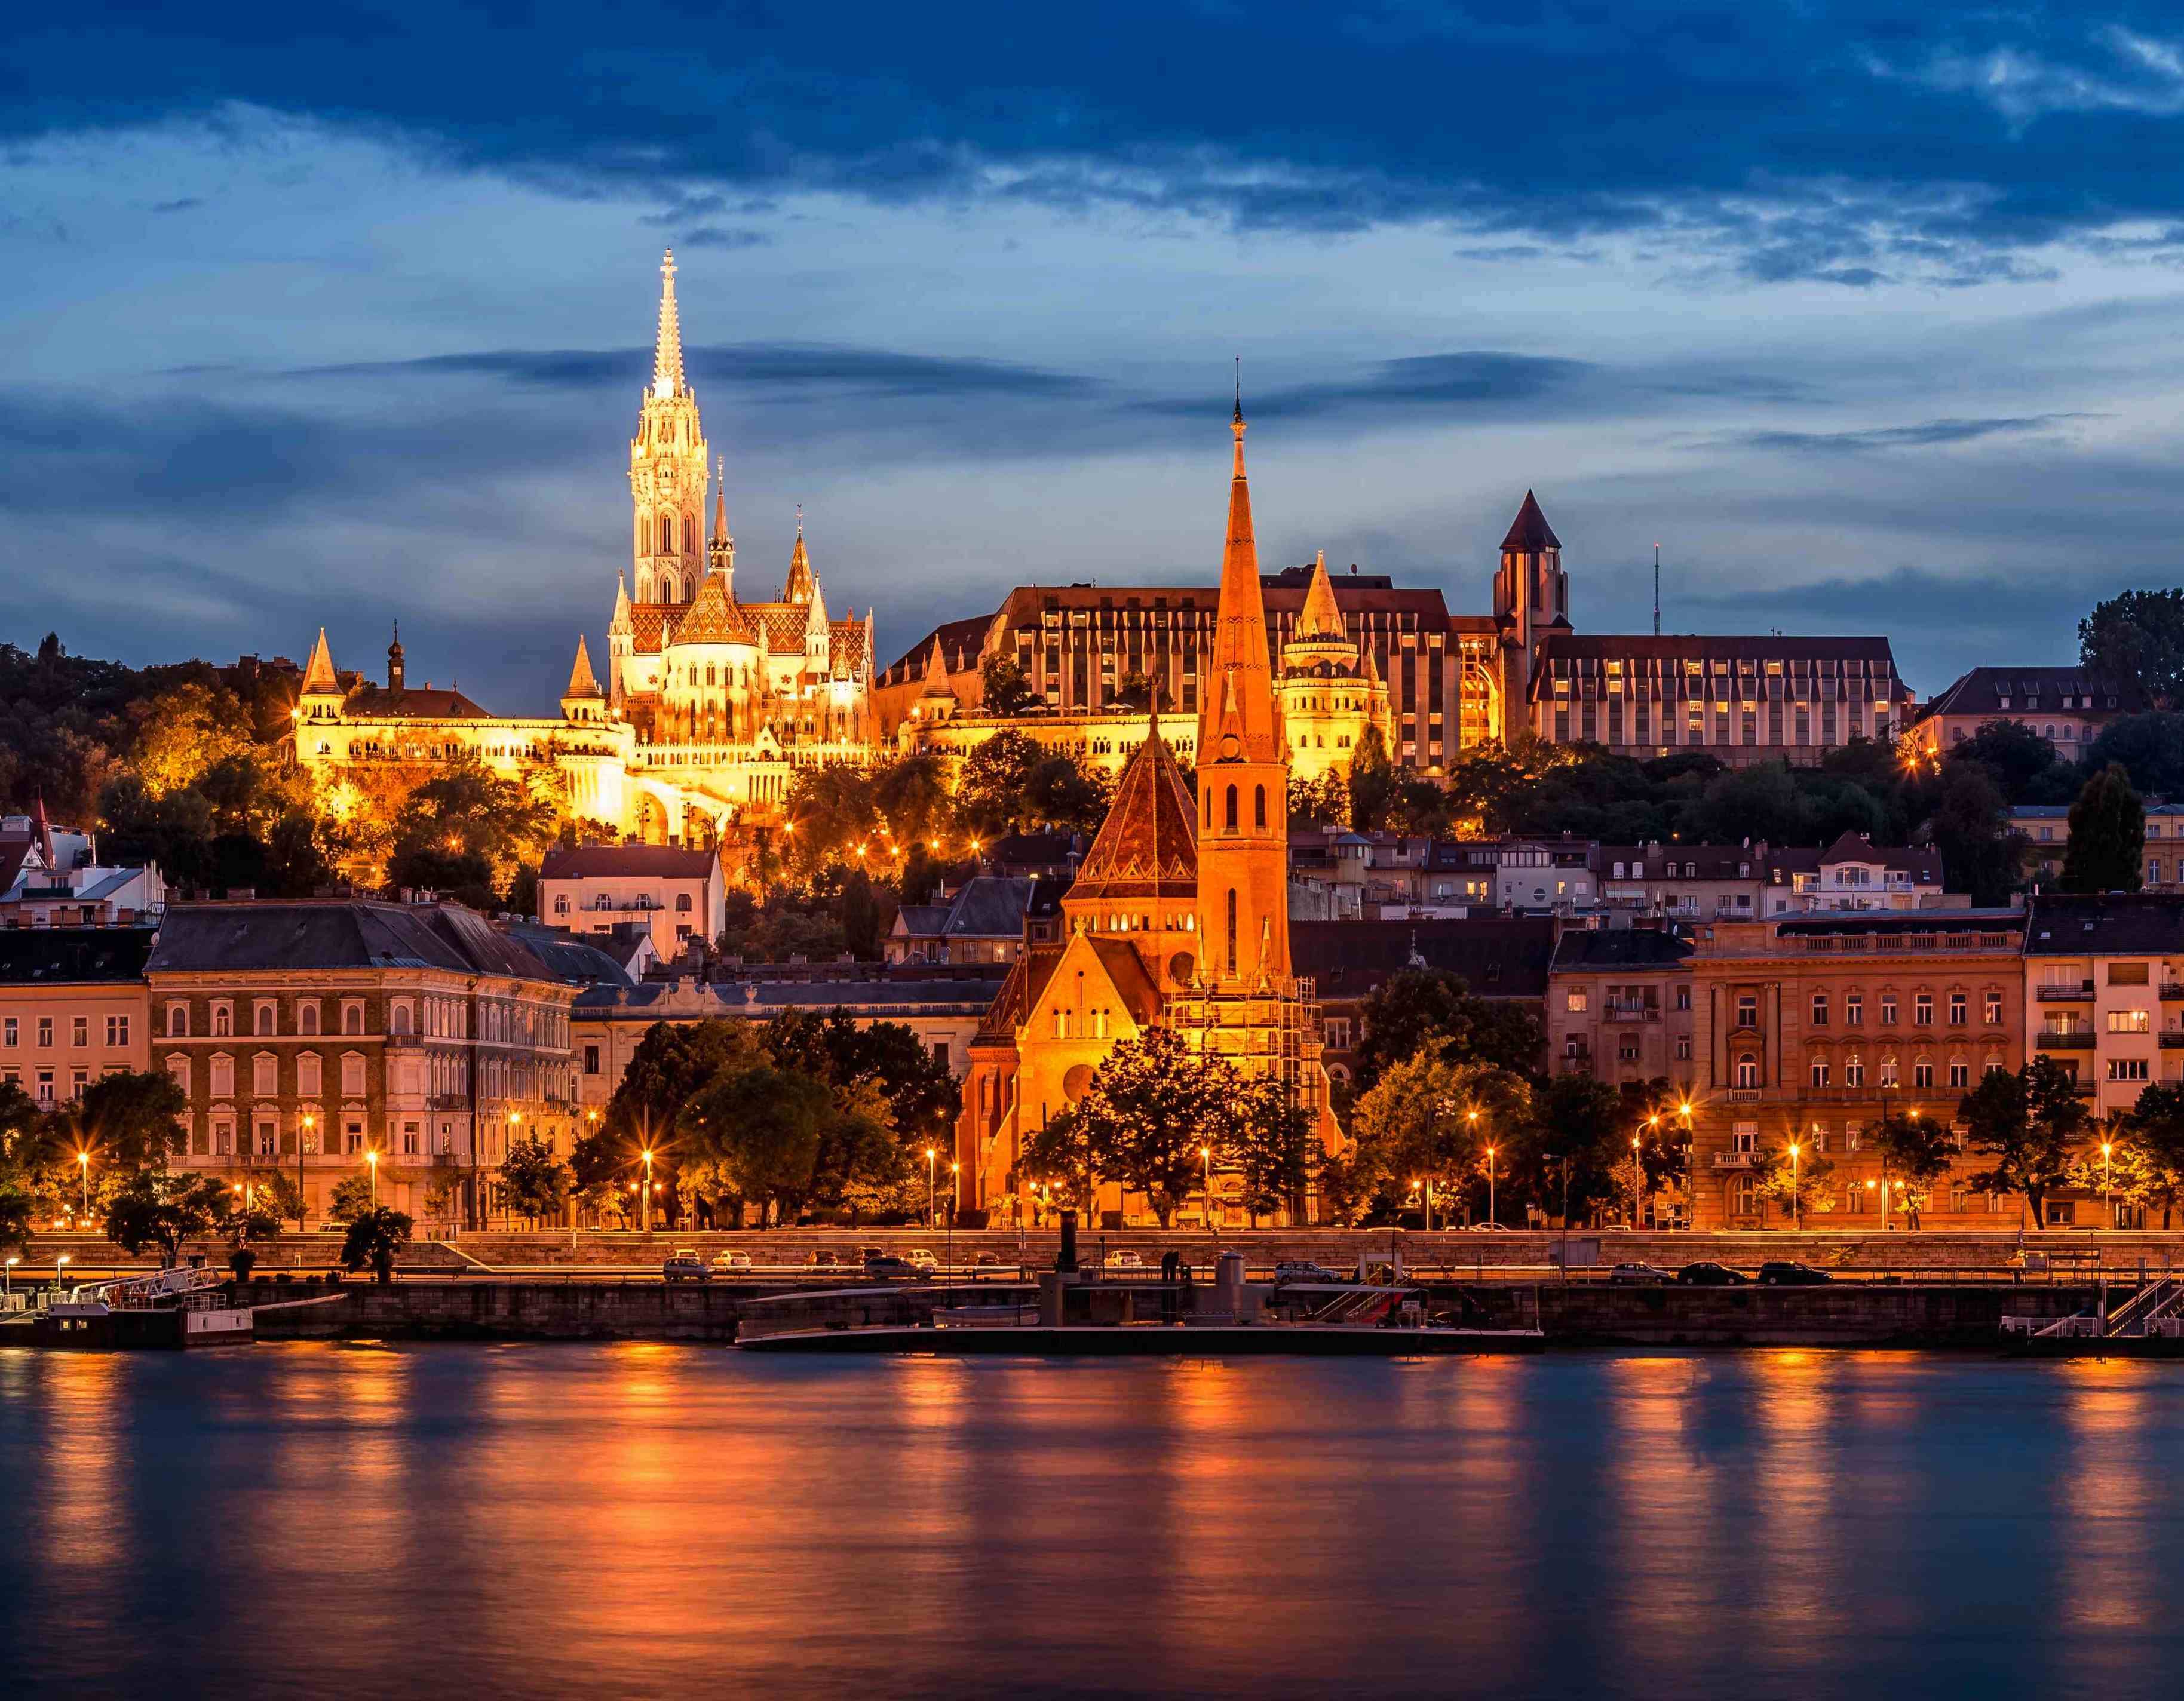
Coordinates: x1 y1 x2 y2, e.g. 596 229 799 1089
0 928 153 1109
1915 666 2146 764
537 843 725 959
2023 895 2184 1121
1547 929 1695 1090
2012 801 2183 892
885 876 1037 966
1686 910 2027 1229
148 901 581 1227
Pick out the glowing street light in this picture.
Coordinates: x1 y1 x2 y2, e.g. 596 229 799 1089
925 1147 938 1229
2102 1140 2114 1224
76 1149 90 1218
640 1148 655 1235
1485 1144 1498 1228
300 1111 315 1230
3 1255 16 1296
1788 1141 1802 1232
365 1147 379 1209
54 1252 70 1298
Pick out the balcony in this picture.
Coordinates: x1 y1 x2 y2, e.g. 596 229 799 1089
2162 1032 2184 1050
1726 1087 1762 1103
2162 982 2184 1002
1713 1152 1754 1169
2036 981 2096 1000
2035 1030 2096 1049
1601 1006 1661 1023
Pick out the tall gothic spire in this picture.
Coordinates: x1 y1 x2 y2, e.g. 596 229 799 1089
710 458 732 551
784 506 814 603
1204 398 1278 759
653 249 685 399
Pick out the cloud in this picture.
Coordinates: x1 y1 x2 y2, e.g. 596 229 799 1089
1707 415 2090 455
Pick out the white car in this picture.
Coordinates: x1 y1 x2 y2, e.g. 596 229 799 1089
709 1249 752 1271
904 1249 938 1270
1105 1249 1145 1269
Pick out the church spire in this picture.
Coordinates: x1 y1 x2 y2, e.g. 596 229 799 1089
1297 550 1344 640
565 635 602 699
784 506 814 603
302 628 340 695
1204 398 1277 759
653 249 685 399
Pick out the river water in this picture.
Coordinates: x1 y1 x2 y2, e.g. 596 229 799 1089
3 1344 2180 1699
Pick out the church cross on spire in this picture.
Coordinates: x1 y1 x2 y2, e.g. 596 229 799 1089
653 250 685 399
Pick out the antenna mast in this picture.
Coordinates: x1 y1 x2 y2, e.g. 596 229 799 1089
1652 543 1661 637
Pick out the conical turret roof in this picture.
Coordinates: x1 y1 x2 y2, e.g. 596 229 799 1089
920 637 955 698
564 635 603 699
1069 721 1198 901
1500 489 1561 553
1296 549 1345 639
302 628 340 693
784 510 814 603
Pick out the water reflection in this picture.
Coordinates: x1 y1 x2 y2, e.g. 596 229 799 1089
9 1347 2184 1700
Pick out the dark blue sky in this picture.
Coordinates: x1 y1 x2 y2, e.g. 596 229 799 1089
7 2 2184 708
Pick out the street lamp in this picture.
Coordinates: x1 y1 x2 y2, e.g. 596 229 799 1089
948 1161 959 1289
1630 1134 1642 1229
505 1110 522 1231
4 1255 16 1296
1200 1144 1214 1235
1788 1141 1802 1232
2102 1140 2114 1226
76 1149 90 1218
365 1148 379 1209
1485 1144 1497 1228
640 1149 655 1235
54 1252 70 1299
925 1147 937 1229
300 1111 315 1230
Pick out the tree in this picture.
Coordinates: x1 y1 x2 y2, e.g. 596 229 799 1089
2084 712 2184 799
980 653 1041 717
1022 751 1110 836
235 1172 302 1241
1020 1108 1097 1216
499 1136 572 1224
569 1126 630 1224
1347 1055 1529 1224
342 1206 413 1283
679 1062 833 1223
1346 724 1398 831
1748 1140 1836 1222
1963 1057 2086 1229
870 750 956 855
72 1070 189 1172
103 1171 234 1268
1352 968 1544 1093
385 757 557 905
760 1009 961 1150
1873 1112 1956 1223
1225 1074 1314 1224
2124 1082 2184 1229
1111 671 1157 713
1952 719 2067 803
1072 1030 1241 1227
2080 587 2184 707
2060 763 2144 894
955 729 1048 838
1925 759 2026 906
1287 772 1348 830
326 1173 376 1225
1522 1073 1628 1226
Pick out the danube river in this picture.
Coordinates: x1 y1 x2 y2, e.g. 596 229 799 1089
5 1345 2182 1699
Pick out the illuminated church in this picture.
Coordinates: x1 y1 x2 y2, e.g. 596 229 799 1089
955 404 1340 1226
293 252 881 842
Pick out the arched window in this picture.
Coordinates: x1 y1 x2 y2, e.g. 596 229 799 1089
1225 785 1238 831
391 1005 413 1036
1732 1175 1757 1216
1226 888 1238 978
658 514 673 554
1735 1052 1759 1089
299 1004 320 1036
683 514 697 554
1254 784 1266 828
1204 790 1212 828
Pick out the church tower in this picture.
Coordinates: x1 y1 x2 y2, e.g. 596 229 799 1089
628 250 708 607
1492 490 1567 738
1193 400 1291 988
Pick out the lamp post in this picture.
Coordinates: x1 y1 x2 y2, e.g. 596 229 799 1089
4 1255 16 1295
2102 1140 2114 1227
1630 1134 1642 1229
54 1252 70 1300
1200 1144 1214 1235
640 1149 654 1235
925 1147 937 1229
1485 1145 1497 1228
300 1112 314 1230
948 1161 959 1291
505 1110 522 1231
366 1148 379 1209
76 1149 90 1219
1789 1141 1802 1232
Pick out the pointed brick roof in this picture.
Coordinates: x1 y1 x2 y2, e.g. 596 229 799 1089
784 515 814 603
1069 725 1197 901
1200 406 1281 762
674 570 751 644
921 637 955 698
1500 490 1561 553
564 635 602 699
302 628 340 693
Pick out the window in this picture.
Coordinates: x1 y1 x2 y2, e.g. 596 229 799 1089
1735 1053 1759 1089
341 1054 367 1096
1949 1061 1970 1088
1676 1035 1693 1060
1844 992 1863 1025
166 1054 189 1092
1254 784 1267 829
584 1045 601 1076
1914 994 1933 1026
2109 962 2151 985
390 1003 413 1036
1879 994 1897 1025
1913 1061 1934 1089
165 1003 188 1038
1949 993 1967 1025
1226 888 1238 977
2108 1010 2151 1033
106 1015 129 1048
253 1001 277 1036
342 1003 364 1037
298 1053 322 1098
1984 992 2002 1026
254 1116 277 1157
33 1069 53 1105
1224 785 1238 831
1676 985 1691 1012
210 1054 234 1097
1879 1055 1899 1088
1810 1061 1830 1088
211 1003 232 1037
299 1002 320 1036
2109 1058 2152 1083
1735 993 1759 1030
554 894 570 916
1566 991 1589 1014
71 1017 88 1048
252 1054 278 1096
1845 1057 1865 1088
1811 993 1829 1026
1734 1123 1757 1153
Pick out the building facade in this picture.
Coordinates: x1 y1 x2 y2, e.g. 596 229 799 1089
537 843 725 960
1913 666 2146 764
0 929 153 1112
1686 911 2028 1229
294 253 882 845
2012 800 2183 892
148 901 581 1228
1548 929 1695 1092
2023 894 2184 1121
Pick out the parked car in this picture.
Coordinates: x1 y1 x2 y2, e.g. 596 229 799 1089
1674 1261 1749 1286
1274 1261 1341 1284
1756 1261 1833 1286
1466 1221 1510 1232
662 1251 708 1282
808 1249 842 1267
974 1251 1002 1267
863 1254 922 1279
710 1249 752 1272
905 1249 938 1271
858 1245 885 1264
1105 1249 1145 1269
1608 1263 1675 1285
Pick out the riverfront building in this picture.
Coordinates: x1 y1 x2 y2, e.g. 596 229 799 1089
0 928 154 1113
2022 894 2184 1126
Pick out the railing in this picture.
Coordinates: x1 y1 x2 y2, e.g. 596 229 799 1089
2035 1031 2096 1049
1711 1152 1754 1169
2161 1033 2184 1049
2162 982 2184 1002
1726 1087 1762 1103
2036 983 2096 1000
1601 1007 1660 1023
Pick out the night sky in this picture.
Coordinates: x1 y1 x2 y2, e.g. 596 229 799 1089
8 3 2184 710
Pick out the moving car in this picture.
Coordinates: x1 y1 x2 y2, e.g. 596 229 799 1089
863 1254 923 1279
710 1249 752 1271
1674 1261 1749 1286
662 1251 708 1282
1608 1263 1675 1285
1756 1261 1833 1286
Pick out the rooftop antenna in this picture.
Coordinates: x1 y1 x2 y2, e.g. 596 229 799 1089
1652 544 1660 637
